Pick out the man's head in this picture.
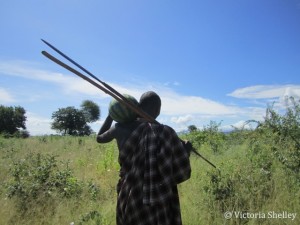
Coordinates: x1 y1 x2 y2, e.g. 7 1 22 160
139 91 161 119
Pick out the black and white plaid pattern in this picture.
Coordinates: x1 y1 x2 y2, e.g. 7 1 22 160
117 122 191 225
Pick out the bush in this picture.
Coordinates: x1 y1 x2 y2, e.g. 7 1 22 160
201 98 300 224
187 120 227 154
6 153 83 212
261 97 300 180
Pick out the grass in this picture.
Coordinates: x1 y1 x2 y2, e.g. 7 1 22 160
0 134 299 225
0 135 119 225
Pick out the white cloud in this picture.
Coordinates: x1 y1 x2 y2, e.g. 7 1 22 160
26 112 54 136
0 60 169 102
1 60 247 118
228 84 300 99
0 88 15 104
228 84 300 120
171 115 193 124
0 60 107 98
161 92 242 116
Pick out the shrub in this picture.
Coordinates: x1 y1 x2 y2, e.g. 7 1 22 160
6 153 83 212
187 120 227 154
77 210 101 225
261 97 300 180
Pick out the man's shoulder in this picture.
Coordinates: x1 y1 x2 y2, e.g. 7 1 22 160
159 124 176 134
150 123 178 139
115 120 142 129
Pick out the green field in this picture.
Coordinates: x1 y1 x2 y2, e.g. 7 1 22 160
0 122 299 225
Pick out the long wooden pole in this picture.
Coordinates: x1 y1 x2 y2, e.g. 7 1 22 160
41 41 217 169
41 39 136 110
42 51 156 123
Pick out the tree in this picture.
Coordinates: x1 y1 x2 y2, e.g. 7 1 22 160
188 125 198 133
0 105 28 136
80 100 100 123
51 107 90 136
51 100 100 136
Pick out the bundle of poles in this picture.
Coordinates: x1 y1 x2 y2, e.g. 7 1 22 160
41 39 216 169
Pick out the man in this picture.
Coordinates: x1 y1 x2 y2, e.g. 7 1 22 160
97 91 191 225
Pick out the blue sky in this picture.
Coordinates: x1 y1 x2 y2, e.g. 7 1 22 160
1 0 300 135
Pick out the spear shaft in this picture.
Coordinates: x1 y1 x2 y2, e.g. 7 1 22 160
41 50 156 123
41 40 217 169
41 39 156 124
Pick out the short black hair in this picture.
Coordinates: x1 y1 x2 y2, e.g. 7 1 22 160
139 91 161 119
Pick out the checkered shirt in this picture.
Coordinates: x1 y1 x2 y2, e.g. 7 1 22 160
117 122 191 225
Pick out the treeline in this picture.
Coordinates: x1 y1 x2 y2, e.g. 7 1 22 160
0 100 100 138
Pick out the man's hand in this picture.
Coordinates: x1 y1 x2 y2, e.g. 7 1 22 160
181 140 193 156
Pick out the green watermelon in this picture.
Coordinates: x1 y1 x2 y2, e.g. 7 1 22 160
108 94 139 123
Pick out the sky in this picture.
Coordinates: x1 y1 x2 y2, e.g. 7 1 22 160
1 0 300 135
